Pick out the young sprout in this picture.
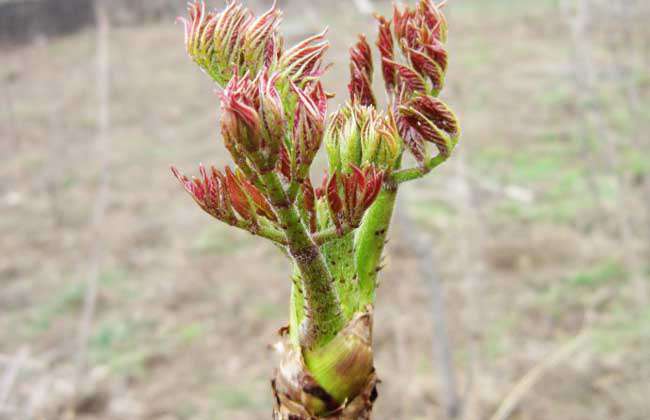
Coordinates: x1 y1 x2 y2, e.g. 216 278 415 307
171 1 459 417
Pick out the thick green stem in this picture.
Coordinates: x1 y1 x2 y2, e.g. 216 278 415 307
321 232 358 320
354 181 399 307
261 172 344 349
289 268 304 348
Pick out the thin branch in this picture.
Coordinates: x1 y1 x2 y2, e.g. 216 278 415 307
237 219 287 245
391 153 448 184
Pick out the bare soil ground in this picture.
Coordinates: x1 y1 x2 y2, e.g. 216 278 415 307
1 1 649 419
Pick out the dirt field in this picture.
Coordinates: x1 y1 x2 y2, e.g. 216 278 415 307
1 1 649 419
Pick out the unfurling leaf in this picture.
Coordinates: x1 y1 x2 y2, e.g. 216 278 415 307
301 178 318 233
375 14 397 93
279 29 329 83
348 35 376 107
324 165 385 230
398 95 460 157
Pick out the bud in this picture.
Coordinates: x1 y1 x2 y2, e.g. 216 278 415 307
171 164 237 224
394 0 447 50
179 1 285 86
325 104 402 173
301 178 318 233
220 73 261 156
325 105 362 173
365 113 402 170
325 165 384 232
241 2 282 73
419 0 448 43
348 35 376 107
375 0 450 96
178 1 217 68
291 81 328 181
179 1 250 85
171 163 278 228
324 112 345 172
258 69 285 171
220 71 286 173
224 167 277 222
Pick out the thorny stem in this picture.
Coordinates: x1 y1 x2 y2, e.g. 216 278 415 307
355 153 452 306
289 269 304 348
260 171 344 349
354 180 399 307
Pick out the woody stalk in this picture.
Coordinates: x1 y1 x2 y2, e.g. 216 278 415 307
171 0 460 418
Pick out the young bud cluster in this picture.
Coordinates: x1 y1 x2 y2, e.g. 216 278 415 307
325 104 402 173
178 0 336 188
378 0 448 96
220 70 285 174
289 81 329 183
179 0 282 85
320 165 384 234
179 1 332 87
171 0 461 415
398 95 459 157
372 0 459 164
171 164 276 229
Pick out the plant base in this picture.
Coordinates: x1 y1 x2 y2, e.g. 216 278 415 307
272 370 378 419
272 311 378 419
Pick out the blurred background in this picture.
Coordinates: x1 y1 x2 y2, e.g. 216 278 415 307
1 0 649 419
